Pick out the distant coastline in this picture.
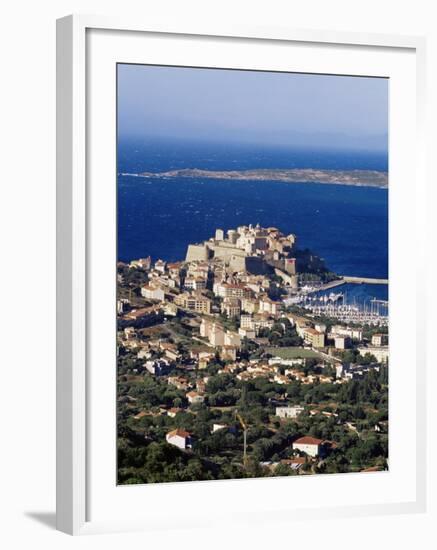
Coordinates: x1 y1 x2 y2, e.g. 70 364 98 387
121 168 388 188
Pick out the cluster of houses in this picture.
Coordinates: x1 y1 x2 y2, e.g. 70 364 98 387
117 227 389 472
118 308 384 390
118 234 389 367
164 414 333 466
326 325 389 359
164 426 334 470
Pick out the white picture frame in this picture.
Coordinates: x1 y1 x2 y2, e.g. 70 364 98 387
56 14 427 535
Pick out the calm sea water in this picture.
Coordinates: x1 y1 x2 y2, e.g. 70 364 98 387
117 139 388 301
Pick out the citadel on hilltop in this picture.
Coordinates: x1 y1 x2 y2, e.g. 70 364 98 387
186 224 298 284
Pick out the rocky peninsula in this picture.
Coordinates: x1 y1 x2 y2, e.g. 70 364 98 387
130 168 388 188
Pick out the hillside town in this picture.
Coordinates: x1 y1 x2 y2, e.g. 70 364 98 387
117 225 389 483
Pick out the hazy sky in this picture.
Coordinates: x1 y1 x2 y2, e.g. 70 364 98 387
117 64 388 152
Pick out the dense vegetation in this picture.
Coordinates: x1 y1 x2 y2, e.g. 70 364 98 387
118 357 388 484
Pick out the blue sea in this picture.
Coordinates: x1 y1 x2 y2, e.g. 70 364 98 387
117 139 388 302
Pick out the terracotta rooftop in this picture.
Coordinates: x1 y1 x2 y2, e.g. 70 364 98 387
293 436 323 446
124 306 158 319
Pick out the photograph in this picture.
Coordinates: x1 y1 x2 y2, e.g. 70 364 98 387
116 63 389 485
0 0 431 544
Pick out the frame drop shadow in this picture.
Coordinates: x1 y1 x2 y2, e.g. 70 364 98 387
25 511 56 530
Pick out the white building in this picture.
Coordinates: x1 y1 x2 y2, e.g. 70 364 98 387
214 282 249 299
210 324 225 346
275 406 304 419
145 359 170 376
331 325 363 341
241 297 259 313
200 319 226 346
166 429 192 449
186 391 205 405
334 335 350 349
221 297 241 318
184 277 196 290
154 259 167 273
240 314 254 329
175 292 211 314
259 296 282 317
358 346 389 363
292 436 324 457
141 284 165 302
185 276 207 291
252 315 275 333
200 318 211 338
371 333 388 347
224 331 241 347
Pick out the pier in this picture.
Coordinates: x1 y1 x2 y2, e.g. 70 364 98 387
341 276 389 285
314 276 388 292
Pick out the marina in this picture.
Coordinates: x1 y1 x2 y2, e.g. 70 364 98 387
284 282 389 325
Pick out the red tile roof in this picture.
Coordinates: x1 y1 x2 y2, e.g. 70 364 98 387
293 436 323 446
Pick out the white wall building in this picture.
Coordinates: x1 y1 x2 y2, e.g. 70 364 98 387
154 259 167 273
200 318 211 338
240 314 254 329
141 284 165 302
334 335 350 349
210 323 225 346
259 296 282 317
275 405 304 419
371 333 388 347
186 391 205 405
358 346 389 363
292 436 323 457
224 331 241 347
331 325 363 341
166 429 192 449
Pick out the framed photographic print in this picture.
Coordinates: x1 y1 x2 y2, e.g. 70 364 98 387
56 15 427 535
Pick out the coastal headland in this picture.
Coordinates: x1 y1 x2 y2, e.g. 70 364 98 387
128 168 388 188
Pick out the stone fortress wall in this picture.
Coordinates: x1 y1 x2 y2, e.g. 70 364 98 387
185 224 298 279
186 244 210 262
